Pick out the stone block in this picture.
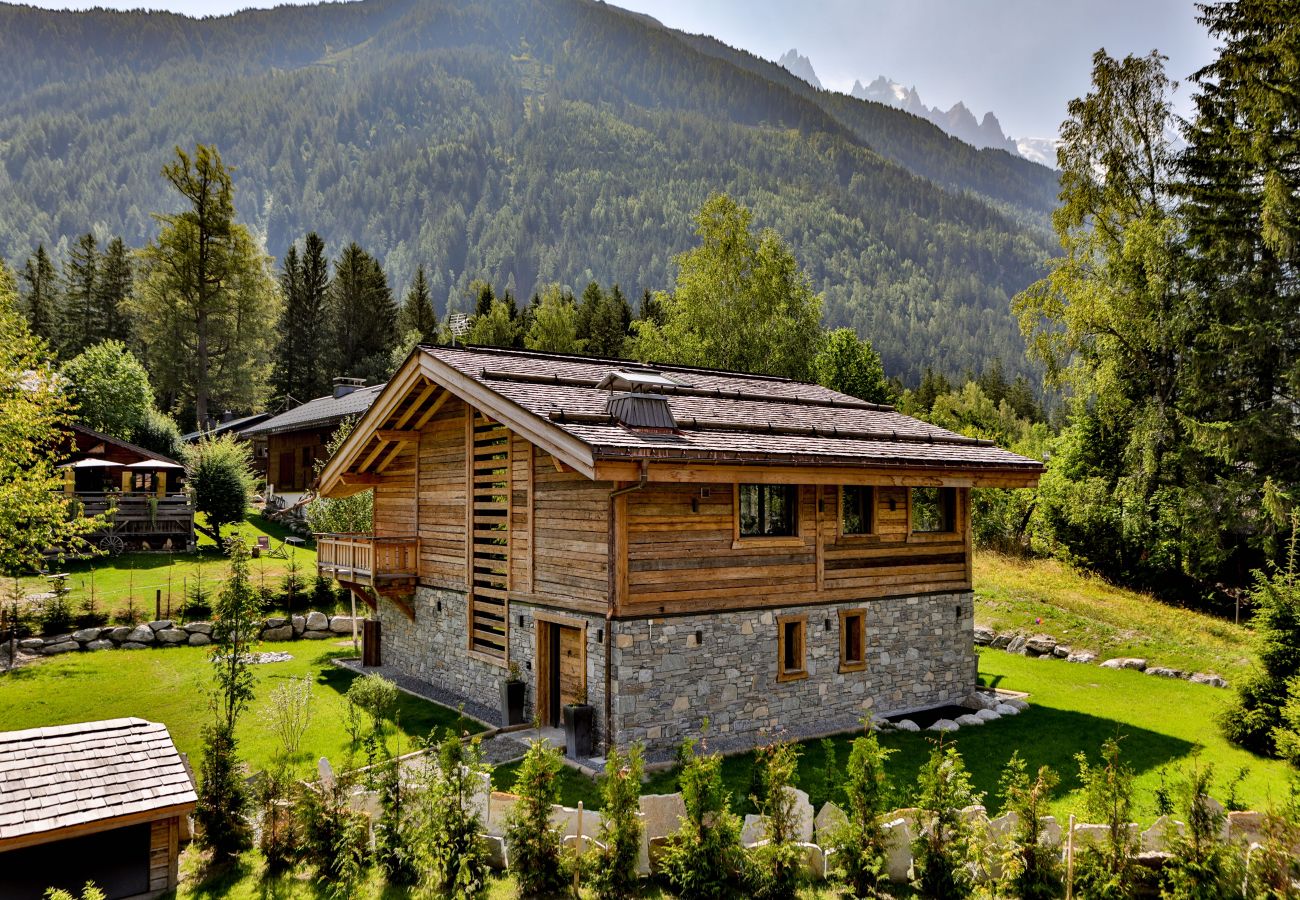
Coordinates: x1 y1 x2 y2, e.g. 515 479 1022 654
639 793 686 841
647 836 671 873
157 627 189 644
305 611 329 631
486 792 517 836
42 640 79 655
882 817 913 882
987 811 1019 840
1100 657 1147 671
126 625 155 644
1025 634 1057 656
1040 815 1061 847
19 638 44 650
300 630 333 640
1005 633 1027 654
184 621 212 634
483 833 507 870
796 842 826 880
973 625 995 645
72 627 104 643
1226 810 1264 845
291 615 306 635
264 617 287 628
121 641 149 650
785 787 815 842
147 620 172 632
329 615 356 634
262 625 294 642
814 801 847 844
1141 815 1184 852
188 632 211 646
928 718 959 732
990 633 1013 649
86 639 114 651
742 814 768 846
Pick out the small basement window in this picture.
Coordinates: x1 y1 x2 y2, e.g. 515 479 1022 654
777 614 807 682
839 609 866 672
911 486 957 533
840 485 874 535
739 484 798 537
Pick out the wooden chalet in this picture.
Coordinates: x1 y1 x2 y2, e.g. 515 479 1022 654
62 425 193 554
316 347 1043 755
0 718 196 899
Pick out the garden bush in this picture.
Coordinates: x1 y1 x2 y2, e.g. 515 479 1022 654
1159 764 1242 900
659 733 746 899
911 738 981 899
588 743 645 900
1073 737 1138 900
374 757 418 886
997 752 1064 900
295 766 370 896
414 731 491 899
831 732 895 898
505 738 569 898
745 739 804 900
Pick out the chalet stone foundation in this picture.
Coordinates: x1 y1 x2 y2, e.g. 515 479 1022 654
377 587 973 758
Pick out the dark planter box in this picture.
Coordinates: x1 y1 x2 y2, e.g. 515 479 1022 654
501 680 526 727
563 703 595 759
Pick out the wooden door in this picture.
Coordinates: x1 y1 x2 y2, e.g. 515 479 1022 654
536 619 586 727
278 450 295 490
557 625 584 708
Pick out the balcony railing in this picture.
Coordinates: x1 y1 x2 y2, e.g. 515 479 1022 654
316 533 419 588
75 492 194 535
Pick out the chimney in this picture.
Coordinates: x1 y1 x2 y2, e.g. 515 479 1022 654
221 410 234 423
333 377 366 399
597 369 680 432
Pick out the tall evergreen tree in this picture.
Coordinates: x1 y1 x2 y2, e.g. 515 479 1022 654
576 281 633 358
329 242 397 384
95 237 133 345
59 233 99 356
271 234 332 405
20 244 60 346
397 264 438 342
1179 0 1300 527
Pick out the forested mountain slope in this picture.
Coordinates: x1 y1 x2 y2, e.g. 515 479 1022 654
0 0 1058 383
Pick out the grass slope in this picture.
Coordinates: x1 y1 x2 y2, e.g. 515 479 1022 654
0 643 478 775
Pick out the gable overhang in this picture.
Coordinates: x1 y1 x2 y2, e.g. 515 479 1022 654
317 349 599 497
591 457 1042 488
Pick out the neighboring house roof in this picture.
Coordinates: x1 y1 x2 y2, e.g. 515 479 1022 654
0 718 197 849
242 383 387 437
181 411 273 443
320 346 1043 493
69 423 181 466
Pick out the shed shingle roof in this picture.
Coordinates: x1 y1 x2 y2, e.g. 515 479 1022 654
0 718 196 843
243 383 386 437
420 346 1042 472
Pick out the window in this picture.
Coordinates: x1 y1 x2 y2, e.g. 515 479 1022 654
840 485 874 535
777 614 807 681
839 609 866 672
911 487 957 533
739 483 798 537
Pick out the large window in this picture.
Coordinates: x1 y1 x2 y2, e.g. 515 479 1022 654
839 609 866 672
738 483 798 537
777 614 807 681
911 486 957 533
840 485 874 535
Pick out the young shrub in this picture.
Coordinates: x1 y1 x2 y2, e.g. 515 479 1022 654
911 738 982 900
1072 737 1138 900
505 738 569 898
182 434 255 543
374 757 418 886
1159 764 1242 900
1245 787 1300 897
997 752 1064 900
261 674 313 760
312 574 336 610
831 732 896 898
816 736 841 808
414 731 492 899
659 734 746 899
256 763 297 873
588 743 646 900
295 766 370 896
42 884 105 900
344 672 398 771
745 739 804 900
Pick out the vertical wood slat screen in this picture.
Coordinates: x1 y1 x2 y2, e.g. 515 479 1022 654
468 410 510 661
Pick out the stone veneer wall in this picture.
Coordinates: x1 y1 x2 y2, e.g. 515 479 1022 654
376 586 608 735
610 591 975 756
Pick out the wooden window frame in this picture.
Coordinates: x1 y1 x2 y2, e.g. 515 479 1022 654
776 613 808 682
734 482 803 548
908 486 959 538
838 608 866 673
837 485 876 540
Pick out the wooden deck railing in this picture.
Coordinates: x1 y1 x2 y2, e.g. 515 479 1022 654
316 533 419 587
76 493 194 535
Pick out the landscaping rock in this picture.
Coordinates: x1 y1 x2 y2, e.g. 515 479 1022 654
955 713 985 727
1145 666 1184 679
18 638 44 650
928 718 959 732
882 818 912 882
300 630 333 640
86 639 114 651
1052 645 1071 658
796 842 826 880
262 625 294 642
42 640 79 655
329 615 356 634
147 620 172 632
1005 698 1030 712
960 805 988 825
1067 650 1097 664
292 615 306 635
1025 634 1057 656
156 628 189 644
1227 810 1265 845
126 626 156 644
120 641 149 650
646 836 671 874
639 793 686 840
995 703 1020 716
965 690 1001 711
785 787 815 842
487 791 518 835
814 802 847 843
187 633 211 647
895 718 920 732
1100 657 1147 671
741 813 767 846
1141 815 1184 852
973 625 995 645
264 617 287 629
184 622 212 635
988 811 1019 840
1005 633 1028 654
990 632 1013 649
974 708 1001 722
107 626 133 643
1190 672 1228 688
72 627 104 643
305 611 329 631
483 834 507 870
1040 816 1062 846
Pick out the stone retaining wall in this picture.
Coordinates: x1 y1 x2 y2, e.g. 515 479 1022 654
8 610 358 661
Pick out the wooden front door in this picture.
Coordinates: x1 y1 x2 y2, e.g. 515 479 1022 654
536 619 586 727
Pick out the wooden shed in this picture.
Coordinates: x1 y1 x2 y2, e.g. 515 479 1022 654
0 718 196 899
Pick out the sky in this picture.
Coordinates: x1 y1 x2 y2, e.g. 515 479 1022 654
24 0 1219 139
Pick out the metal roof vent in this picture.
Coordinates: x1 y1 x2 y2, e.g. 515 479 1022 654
598 369 680 432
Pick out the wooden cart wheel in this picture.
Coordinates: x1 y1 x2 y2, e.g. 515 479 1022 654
98 534 126 556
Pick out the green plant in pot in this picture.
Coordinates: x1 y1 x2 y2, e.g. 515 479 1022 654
563 684 595 759
501 661 526 727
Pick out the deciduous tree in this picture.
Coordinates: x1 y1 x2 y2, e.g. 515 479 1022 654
524 284 584 354
60 340 153 441
813 327 891 404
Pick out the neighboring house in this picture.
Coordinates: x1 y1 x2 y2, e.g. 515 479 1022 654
0 718 196 899
182 411 274 480
62 424 193 554
315 347 1043 756
241 378 386 509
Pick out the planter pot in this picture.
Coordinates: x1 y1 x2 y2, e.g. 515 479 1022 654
563 703 595 758
501 679 526 727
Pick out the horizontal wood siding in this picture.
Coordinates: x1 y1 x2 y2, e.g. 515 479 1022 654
622 483 970 616
510 435 532 594
532 453 610 607
416 396 468 590
372 440 417 536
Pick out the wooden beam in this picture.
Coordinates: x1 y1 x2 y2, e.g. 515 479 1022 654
376 430 417 443
592 460 1040 489
392 381 435 430
339 473 383 486
411 388 450 430
373 439 409 474
355 438 391 474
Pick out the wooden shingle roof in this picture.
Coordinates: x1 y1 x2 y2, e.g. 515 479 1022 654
0 718 196 848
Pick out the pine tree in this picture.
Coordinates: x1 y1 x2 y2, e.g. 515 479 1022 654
20 244 60 346
329 243 397 384
397 264 438 342
95 237 133 345
576 281 633 358
59 233 99 356
271 234 331 405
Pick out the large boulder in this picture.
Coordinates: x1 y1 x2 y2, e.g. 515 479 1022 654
126 625 155 644
304 611 329 631
72 627 104 643
291 615 306 636
86 639 114 651
262 625 294 642
156 628 189 644
784 787 815 842
955 713 985 727
994 703 1020 716
184 621 212 635
882 817 913 882
796 842 826 880
329 615 357 634
1226 810 1265 845
741 813 767 846
974 708 1001 722
1025 634 1058 656
895 718 920 732
107 626 134 643
1005 633 1028 654
1141 815 1184 852
973 625 995 646
1100 657 1147 671
147 620 173 632
483 833 507 870
814 801 847 844
264 616 287 629
42 640 80 655
990 632 1013 650
639 793 686 841
18 637 44 650
928 718 960 732
187 632 211 647
120 641 149 650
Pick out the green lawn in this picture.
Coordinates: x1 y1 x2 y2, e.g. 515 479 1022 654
0 643 479 775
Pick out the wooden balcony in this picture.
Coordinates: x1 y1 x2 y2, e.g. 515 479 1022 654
316 533 419 591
